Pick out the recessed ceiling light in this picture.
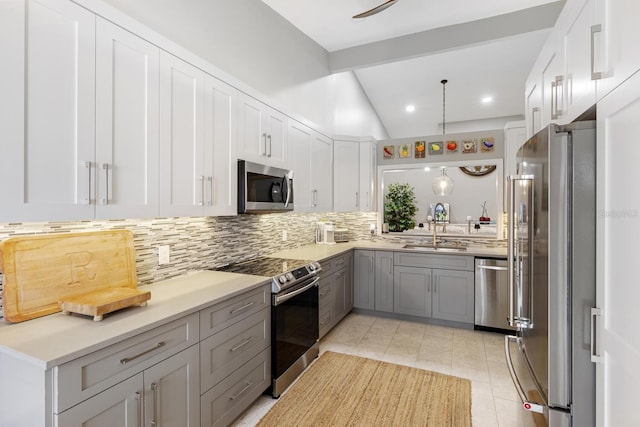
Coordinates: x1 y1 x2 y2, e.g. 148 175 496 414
481 96 493 104
405 105 416 113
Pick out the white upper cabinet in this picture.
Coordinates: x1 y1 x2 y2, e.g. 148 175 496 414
524 78 543 138
159 52 206 217
359 139 377 212
159 53 238 217
594 0 640 100
333 140 360 212
310 132 333 212
289 121 332 212
561 0 598 121
0 0 96 222
333 137 378 213
0 0 161 222
203 75 238 216
237 93 288 169
95 18 160 220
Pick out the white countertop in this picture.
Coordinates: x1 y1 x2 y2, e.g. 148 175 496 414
0 271 270 369
269 240 507 261
0 240 505 369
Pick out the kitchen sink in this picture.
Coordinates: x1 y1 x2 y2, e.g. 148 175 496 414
402 244 467 252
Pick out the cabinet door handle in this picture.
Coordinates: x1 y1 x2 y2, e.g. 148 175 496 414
591 24 603 80
590 307 602 362
355 192 359 208
434 278 437 294
267 134 272 157
82 161 92 205
197 175 205 206
229 382 253 400
555 75 564 116
262 133 268 156
207 176 218 206
101 163 110 205
120 341 166 364
230 301 254 314
150 382 159 426
230 336 254 352
134 392 142 427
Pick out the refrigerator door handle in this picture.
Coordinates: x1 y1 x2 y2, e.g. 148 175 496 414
504 335 546 414
508 175 535 329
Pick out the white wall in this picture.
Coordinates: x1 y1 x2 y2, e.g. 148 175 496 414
99 0 389 139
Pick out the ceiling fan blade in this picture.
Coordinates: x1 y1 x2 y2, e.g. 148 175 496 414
352 0 398 19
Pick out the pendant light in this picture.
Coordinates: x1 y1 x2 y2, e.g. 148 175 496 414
432 166 455 196
432 79 454 196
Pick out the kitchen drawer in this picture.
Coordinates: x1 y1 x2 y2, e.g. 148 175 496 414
54 312 199 413
319 305 333 338
394 253 474 271
200 307 270 394
199 283 270 340
318 277 333 307
332 252 352 271
200 348 271 427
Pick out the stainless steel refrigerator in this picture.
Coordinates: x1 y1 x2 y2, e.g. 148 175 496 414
505 121 596 427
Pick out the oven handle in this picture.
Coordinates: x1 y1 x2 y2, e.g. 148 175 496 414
274 276 319 306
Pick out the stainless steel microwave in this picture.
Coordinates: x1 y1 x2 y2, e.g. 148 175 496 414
238 160 294 213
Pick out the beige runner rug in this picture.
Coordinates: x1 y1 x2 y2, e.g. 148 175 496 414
257 351 472 426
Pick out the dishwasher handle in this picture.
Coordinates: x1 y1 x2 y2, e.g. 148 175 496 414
476 264 508 272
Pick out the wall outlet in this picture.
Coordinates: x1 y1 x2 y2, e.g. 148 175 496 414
282 230 288 241
158 245 170 265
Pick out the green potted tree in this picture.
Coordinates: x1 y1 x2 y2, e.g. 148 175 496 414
384 183 418 232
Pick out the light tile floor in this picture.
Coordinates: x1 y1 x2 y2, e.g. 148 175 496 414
233 313 540 426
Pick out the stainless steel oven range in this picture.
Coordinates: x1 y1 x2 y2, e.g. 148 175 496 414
215 257 321 398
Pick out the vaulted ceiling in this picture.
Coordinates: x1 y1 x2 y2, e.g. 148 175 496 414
262 0 565 138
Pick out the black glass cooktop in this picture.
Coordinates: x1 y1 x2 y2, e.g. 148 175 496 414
215 257 314 278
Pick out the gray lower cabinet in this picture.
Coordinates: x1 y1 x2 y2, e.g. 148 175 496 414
319 252 354 339
393 265 432 317
55 313 201 426
374 251 394 313
432 268 475 323
199 285 271 427
57 284 271 427
393 253 475 324
354 250 375 310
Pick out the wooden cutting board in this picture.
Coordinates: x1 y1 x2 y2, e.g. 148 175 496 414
0 230 139 322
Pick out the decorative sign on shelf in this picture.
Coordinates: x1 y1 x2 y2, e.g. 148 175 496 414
398 144 411 158
446 140 458 152
414 141 426 158
383 145 395 159
428 141 443 155
462 139 477 153
481 137 495 152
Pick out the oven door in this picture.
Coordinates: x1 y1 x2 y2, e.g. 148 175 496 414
272 276 319 380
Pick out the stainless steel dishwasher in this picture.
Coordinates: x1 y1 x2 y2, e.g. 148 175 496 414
474 257 516 332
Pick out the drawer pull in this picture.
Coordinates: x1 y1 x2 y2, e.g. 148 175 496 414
230 336 254 352
120 341 166 365
229 381 253 400
230 301 254 314
319 289 330 296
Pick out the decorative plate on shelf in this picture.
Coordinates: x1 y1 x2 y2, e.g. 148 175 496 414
459 165 497 176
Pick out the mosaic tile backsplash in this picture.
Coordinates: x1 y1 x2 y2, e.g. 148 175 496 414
0 212 378 289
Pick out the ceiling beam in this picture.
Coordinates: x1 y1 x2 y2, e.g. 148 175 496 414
329 1 565 73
